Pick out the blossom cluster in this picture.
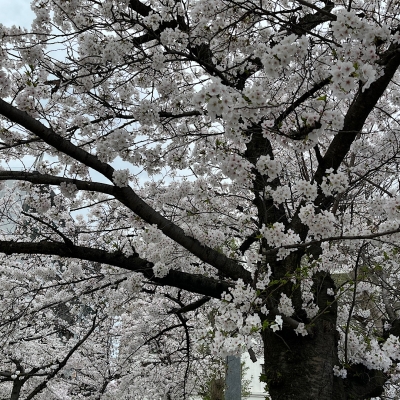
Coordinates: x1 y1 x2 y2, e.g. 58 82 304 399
159 27 188 50
294 322 308 336
260 222 300 260
0 70 11 98
255 266 272 291
329 9 391 94
15 87 38 117
60 182 78 199
293 180 318 201
132 100 160 126
142 12 162 30
151 49 166 72
321 169 349 196
333 365 347 379
112 169 130 187
220 153 253 186
332 9 390 46
330 61 357 96
107 128 133 152
261 34 308 78
256 155 282 181
211 280 262 356
277 293 295 317
270 315 283 332
323 109 345 132
301 278 319 319
298 204 337 239
270 184 291 204
152 261 170 278
182 223 226 248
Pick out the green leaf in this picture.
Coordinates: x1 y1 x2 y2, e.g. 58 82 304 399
262 320 270 331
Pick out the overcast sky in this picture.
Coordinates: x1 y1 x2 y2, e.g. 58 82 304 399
0 0 35 27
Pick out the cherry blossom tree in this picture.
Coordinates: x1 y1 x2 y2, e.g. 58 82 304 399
1 0 400 398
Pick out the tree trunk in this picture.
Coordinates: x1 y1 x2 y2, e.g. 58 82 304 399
10 379 24 400
262 312 343 400
261 268 386 399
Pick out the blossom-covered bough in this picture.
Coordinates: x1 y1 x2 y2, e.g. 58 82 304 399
1 0 400 398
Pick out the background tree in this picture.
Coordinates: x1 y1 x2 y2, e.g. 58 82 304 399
1 0 400 398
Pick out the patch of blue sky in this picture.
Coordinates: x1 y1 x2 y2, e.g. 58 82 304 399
0 0 35 28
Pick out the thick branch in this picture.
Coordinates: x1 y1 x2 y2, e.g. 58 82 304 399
0 171 115 194
0 101 251 282
129 0 152 16
287 47 400 244
0 240 231 299
313 47 400 189
289 1 335 35
169 296 211 314
295 0 336 20
275 77 332 127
